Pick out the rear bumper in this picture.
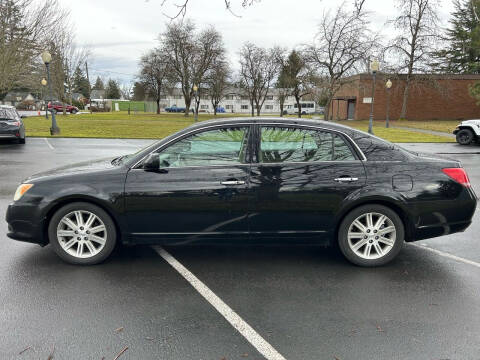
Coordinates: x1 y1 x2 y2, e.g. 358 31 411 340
408 192 477 242
5 202 47 245
0 130 20 138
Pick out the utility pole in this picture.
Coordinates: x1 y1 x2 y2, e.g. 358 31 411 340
85 61 92 114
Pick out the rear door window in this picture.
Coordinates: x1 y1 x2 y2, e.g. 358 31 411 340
259 126 356 163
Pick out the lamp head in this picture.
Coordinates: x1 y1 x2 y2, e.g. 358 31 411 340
193 84 198 92
370 59 379 73
386 79 392 89
41 51 52 64
41 78 47 86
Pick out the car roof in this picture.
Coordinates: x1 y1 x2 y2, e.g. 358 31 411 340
181 117 358 135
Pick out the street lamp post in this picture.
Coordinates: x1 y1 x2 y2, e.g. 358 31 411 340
41 78 48 119
193 84 198 122
41 51 60 135
368 59 379 135
385 79 392 128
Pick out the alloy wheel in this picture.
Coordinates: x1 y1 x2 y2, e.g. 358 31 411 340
347 212 396 260
56 210 107 258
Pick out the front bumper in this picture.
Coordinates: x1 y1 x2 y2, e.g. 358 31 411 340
5 202 47 245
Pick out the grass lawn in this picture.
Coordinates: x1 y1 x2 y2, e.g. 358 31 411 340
332 120 454 143
23 112 453 143
387 119 460 134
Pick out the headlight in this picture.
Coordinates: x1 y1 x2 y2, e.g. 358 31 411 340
13 184 34 201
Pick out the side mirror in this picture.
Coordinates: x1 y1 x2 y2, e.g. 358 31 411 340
143 153 160 171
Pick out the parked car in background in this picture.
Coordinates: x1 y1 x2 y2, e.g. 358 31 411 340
0 105 26 144
6 118 476 266
165 105 194 113
453 119 480 145
48 101 79 114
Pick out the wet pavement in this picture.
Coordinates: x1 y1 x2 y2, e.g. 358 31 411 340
0 138 479 360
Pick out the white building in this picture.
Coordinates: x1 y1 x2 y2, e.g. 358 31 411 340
160 88 318 115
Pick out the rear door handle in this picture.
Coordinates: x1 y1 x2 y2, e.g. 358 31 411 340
334 177 359 183
220 180 245 186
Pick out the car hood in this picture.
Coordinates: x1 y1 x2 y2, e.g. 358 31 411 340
25 158 118 183
460 119 480 126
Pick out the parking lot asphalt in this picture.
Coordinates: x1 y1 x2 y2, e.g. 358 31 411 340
1 138 479 360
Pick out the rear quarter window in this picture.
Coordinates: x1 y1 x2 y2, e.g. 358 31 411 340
353 134 408 161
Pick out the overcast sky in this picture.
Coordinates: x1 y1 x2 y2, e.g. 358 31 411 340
62 0 455 85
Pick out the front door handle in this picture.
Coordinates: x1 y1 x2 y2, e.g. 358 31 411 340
220 180 245 186
334 177 359 183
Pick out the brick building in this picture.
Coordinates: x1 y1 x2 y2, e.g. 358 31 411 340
329 74 480 121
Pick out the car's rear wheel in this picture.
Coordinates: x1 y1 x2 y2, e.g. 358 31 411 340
456 128 474 145
48 202 117 265
71 109 77 114
338 204 404 267
18 137 25 144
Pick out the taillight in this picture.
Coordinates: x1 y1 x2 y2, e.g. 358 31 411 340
442 168 471 187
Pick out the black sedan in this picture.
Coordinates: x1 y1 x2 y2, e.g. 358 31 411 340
0 105 26 144
5 118 477 266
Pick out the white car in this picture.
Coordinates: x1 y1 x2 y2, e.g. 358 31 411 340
453 119 480 145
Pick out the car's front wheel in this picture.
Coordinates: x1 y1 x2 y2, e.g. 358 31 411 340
338 204 404 267
456 128 474 145
48 202 117 265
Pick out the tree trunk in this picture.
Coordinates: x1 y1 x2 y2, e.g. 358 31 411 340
279 97 284 117
156 98 160 114
399 76 410 120
324 98 332 121
255 100 261 116
295 95 301 118
184 96 191 117
250 100 254 116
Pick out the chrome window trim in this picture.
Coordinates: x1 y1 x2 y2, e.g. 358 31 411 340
130 121 367 170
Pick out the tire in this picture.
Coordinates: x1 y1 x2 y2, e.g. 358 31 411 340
48 202 117 265
338 204 404 267
456 128 474 145
18 137 25 144
71 109 77 114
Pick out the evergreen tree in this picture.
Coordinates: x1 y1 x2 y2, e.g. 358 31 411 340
72 66 90 97
105 79 121 99
132 82 147 101
435 0 480 73
92 76 105 90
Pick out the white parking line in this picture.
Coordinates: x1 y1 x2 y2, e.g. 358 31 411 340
43 138 54 150
153 246 287 360
410 243 480 269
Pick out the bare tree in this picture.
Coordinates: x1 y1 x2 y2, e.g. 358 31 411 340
0 0 67 100
205 59 230 115
239 42 282 116
46 25 88 114
159 20 225 117
139 49 171 114
121 82 133 100
161 0 259 19
387 0 440 119
305 2 376 121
